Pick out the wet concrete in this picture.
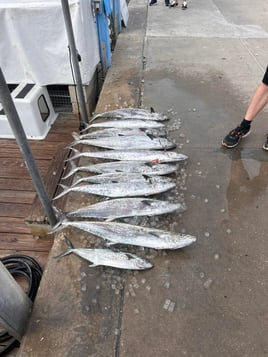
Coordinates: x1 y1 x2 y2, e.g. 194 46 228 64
20 0 268 356
136 72 268 356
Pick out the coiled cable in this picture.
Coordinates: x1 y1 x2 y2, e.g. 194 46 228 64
0 255 43 356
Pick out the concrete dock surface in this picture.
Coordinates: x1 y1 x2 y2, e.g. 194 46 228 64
19 0 268 356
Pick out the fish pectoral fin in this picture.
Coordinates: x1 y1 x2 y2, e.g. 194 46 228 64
146 133 155 140
142 174 151 181
141 199 152 206
125 252 137 260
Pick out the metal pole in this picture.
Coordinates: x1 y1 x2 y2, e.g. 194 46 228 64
61 0 89 128
0 262 32 341
0 67 58 227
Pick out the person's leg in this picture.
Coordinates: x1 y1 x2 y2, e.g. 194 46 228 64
244 82 268 122
222 67 268 148
182 1 187 9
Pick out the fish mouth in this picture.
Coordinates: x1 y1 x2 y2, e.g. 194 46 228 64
138 261 153 269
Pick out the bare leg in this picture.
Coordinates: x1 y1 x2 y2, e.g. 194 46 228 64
244 82 268 121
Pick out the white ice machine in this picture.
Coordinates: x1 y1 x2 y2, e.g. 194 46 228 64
0 83 58 140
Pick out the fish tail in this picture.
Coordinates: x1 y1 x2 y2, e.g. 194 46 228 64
63 235 75 249
80 123 91 132
71 132 80 141
71 175 83 187
52 184 69 201
65 147 80 162
52 206 65 220
66 141 77 148
48 217 64 234
61 161 77 180
91 113 101 121
69 133 80 147
70 147 80 154
53 249 73 260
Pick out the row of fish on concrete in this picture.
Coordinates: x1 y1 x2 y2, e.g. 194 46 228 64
51 108 197 270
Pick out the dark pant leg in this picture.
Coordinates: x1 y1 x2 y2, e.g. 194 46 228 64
262 66 268 85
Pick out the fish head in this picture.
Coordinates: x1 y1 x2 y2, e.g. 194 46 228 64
183 235 197 247
139 260 154 270
125 253 153 270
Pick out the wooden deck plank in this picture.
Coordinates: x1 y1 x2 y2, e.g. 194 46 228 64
0 190 35 204
0 115 78 268
0 178 33 191
0 233 53 251
0 217 32 234
0 147 60 159
0 159 58 174
25 144 73 233
0 203 32 217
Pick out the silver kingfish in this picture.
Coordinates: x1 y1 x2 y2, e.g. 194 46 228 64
66 148 188 163
55 198 186 220
83 119 165 130
54 236 152 270
71 127 168 140
71 173 155 186
62 161 179 180
53 176 175 200
68 135 176 151
50 221 197 250
90 107 168 122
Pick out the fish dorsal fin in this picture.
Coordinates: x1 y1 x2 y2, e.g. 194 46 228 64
150 107 155 113
149 231 161 238
145 162 153 168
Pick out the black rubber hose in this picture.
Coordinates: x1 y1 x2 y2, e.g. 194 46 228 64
0 255 43 356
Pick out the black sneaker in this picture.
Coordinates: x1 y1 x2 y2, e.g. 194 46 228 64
262 134 268 151
221 125 251 148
